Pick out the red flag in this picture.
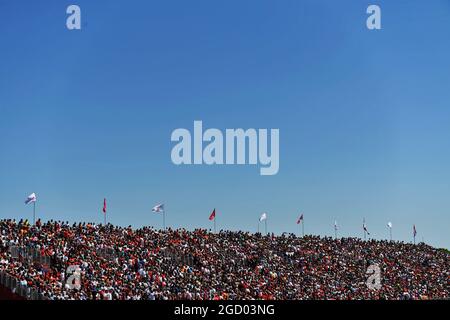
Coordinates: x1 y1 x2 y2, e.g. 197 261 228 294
296 213 304 224
102 198 107 214
209 209 216 221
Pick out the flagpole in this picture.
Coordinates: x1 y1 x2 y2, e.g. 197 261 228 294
33 201 36 225
102 198 107 226
257 221 259 234
302 220 305 237
413 225 416 245
265 219 267 235
163 211 165 230
389 227 392 241
214 216 216 233
363 218 366 241
163 208 166 230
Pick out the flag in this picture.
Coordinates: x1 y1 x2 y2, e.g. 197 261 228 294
413 224 417 237
259 212 267 222
334 220 338 230
387 222 392 228
363 221 370 235
209 209 216 221
102 198 107 214
296 213 304 224
152 203 165 214
25 193 37 205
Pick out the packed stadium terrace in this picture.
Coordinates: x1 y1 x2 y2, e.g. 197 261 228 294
0 219 448 300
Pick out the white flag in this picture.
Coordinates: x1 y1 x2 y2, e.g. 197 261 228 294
387 222 392 228
25 193 37 205
152 203 164 213
259 212 267 222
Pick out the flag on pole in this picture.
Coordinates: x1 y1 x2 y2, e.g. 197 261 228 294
209 208 217 233
387 221 393 241
363 221 370 235
102 198 107 226
25 193 37 205
152 203 166 230
259 212 267 222
296 213 304 224
25 193 37 225
413 224 417 237
209 209 216 221
152 203 165 213
334 220 338 239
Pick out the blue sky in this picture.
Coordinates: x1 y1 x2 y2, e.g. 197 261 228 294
0 0 449 248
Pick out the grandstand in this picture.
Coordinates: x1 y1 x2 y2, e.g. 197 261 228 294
0 219 448 300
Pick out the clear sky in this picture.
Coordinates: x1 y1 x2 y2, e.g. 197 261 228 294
0 1 449 249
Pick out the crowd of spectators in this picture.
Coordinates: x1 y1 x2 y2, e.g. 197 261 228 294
0 219 448 300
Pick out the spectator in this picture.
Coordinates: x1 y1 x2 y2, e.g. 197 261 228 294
0 219 448 300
